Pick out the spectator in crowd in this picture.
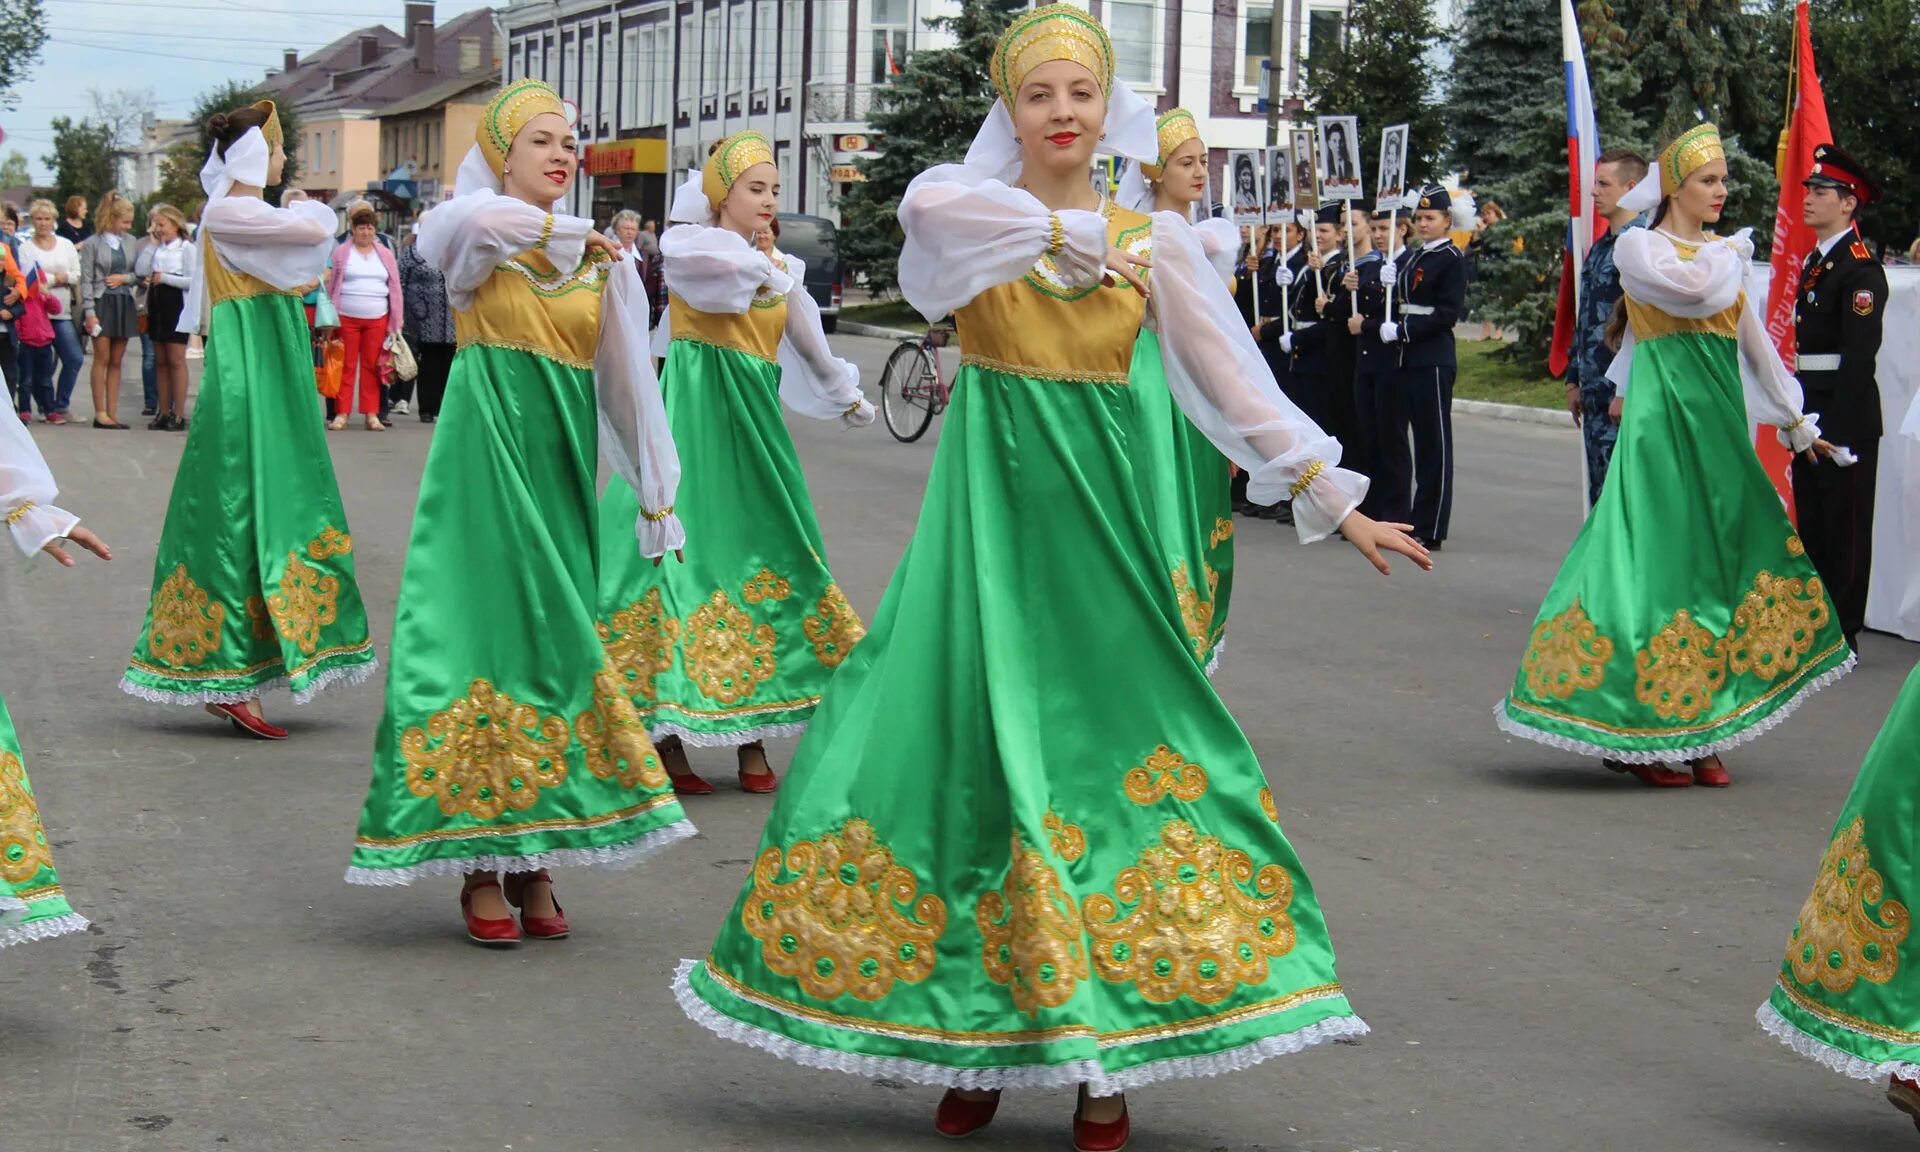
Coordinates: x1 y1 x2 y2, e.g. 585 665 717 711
19 199 83 423
133 213 161 416
1467 199 1506 340
141 203 195 430
611 209 665 326
395 224 451 423
13 231 64 425
335 199 393 249
285 190 343 421
0 203 23 420
325 203 401 431
56 195 91 246
79 191 139 429
638 217 661 261
1907 238 1920 264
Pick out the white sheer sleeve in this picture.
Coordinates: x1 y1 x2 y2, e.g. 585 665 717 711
650 304 672 358
594 258 684 558
774 253 872 425
1147 213 1367 543
202 197 336 289
1736 299 1821 451
417 190 590 308
1191 217 1242 288
659 224 794 314
896 164 1108 322
1605 329 1636 397
1614 228 1746 319
0 410 80 560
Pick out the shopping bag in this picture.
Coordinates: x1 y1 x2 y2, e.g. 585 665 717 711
386 331 419 382
315 337 344 399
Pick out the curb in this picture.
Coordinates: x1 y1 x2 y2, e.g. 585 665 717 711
835 324 1572 429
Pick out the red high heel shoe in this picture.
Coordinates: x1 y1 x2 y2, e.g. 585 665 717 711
1687 757 1732 788
205 702 289 740
737 743 779 794
504 868 569 940
1887 1074 1920 1132
1073 1086 1129 1152
659 737 713 794
934 1089 1000 1138
460 878 520 946
1603 759 1690 787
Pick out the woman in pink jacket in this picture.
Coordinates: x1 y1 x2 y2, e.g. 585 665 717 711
325 203 403 431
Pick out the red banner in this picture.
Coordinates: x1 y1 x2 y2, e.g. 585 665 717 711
1761 0 1830 521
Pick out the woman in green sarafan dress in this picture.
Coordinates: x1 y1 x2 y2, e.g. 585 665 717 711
1758 656 1920 1131
3 406 110 948
1495 124 1850 789
119 101 376 740
674 8 1430 1147
1116 108 1242 674
346 81 693 946
597 130 874 795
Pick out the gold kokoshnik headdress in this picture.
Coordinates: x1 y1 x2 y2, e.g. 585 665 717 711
703 131 777 208
477 79 570 180
1140 108 1200 181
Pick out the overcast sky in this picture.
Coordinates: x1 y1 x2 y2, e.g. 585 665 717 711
14 0 495 183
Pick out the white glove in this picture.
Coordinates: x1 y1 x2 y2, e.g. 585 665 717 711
844 398 877 428
1279 332 1294 354
1379 321 1401 344
1724 227 1755 263
1379 259 1399 283
1275 265 1295 287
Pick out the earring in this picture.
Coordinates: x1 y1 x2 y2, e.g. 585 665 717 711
1014 137 1022 145
503 164 510 175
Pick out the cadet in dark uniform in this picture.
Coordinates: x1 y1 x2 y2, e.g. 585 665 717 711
1362 185 1468 548
1321 200 1381 483
1272 204 1348 432
1233 223 1297 519
1792 143 1887 650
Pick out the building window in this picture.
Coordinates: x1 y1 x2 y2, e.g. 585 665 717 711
1110 0 1156 87
702 9 721 96
600 28 616 133
813 1 846 81
1307 8 1344 62
545 39 558 85
624 28 642 124
1241 3 1273 89
782 0 799 87
578 33 593 132
754 1 775 90
329 129 337 175
654 28 671 121
871 0 908 83
729 3 749 93
678 15 695 102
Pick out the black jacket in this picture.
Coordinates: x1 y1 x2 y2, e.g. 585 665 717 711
1286 249 1347 376
1364 239 1467 370
1325 250 1390 375
1794 225 1887 443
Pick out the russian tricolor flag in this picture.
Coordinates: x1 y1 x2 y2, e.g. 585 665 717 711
1548 0 1600 378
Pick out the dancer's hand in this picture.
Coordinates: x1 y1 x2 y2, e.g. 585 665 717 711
652 548 685 568
1807 438 1838 463
42 525 112 567
1337 511 1431 575
585 230 622 260
1608 395 1623 423
1105 247 1150 298
1567 384 1582 425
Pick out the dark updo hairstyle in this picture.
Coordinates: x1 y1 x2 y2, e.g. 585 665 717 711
206 105 273 160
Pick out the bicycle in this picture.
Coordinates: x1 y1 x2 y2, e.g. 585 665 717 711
879 324 954 443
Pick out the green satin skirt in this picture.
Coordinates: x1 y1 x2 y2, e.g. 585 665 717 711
122 292 376 704
596 339 860 747
347 345 693 884
1 692 86 949
1496 331 1851 760
1759 661 1920 1081
1129 331 1235 674
675 360 1364 1091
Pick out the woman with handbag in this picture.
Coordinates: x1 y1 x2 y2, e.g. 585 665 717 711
324 204 402 431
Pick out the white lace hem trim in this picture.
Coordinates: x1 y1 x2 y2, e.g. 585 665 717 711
0 912 91 949
1756 1000 1920 1083
672 959 1369 1093
1492 651 1854 764
649 719 809 748
1203 635 1225 679
343 819 698 886
119 653 379 708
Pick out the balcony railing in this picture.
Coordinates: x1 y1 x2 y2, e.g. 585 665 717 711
806 82 874 125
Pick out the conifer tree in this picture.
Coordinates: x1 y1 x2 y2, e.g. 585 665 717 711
1302 0 1450 187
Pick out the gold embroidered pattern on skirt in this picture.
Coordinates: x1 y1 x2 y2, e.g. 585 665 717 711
306 526 354 560
243 595 276 641
803 583 866 669
1522 598 1614 699
148 564 226 668
1259 787 1279 823
1084 820 1297 1005
978 832 1091 1017
742 567 793 604
1172 562 1221 660
267 552 341 655
402 679 572 818
742 817 947 1002
599 590 679 703
1044 809 1086 862
1788 816 1910 994
573 666 668 789
1123 744 1209 805
0 752 52 884
1725 570 1830 682
1787 535 1806 557
1633 609 1727 721
1210 517 1235 549
684 590 777 704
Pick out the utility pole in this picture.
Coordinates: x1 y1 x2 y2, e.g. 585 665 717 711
1264 3 1286 153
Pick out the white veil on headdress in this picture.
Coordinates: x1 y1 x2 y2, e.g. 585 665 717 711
178 127 268 334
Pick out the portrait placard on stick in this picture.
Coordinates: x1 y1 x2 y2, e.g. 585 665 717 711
1377 123 1409 200
1227 149 1265 226
1317 115 1363 200
1289 129 1320 211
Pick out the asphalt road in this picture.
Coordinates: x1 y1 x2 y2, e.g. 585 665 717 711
4 334 1917 1152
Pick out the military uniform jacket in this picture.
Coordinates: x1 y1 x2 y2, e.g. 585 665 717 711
1327 250 1390 374
1366 238 1467 370
1795 225 1886 443
1285 249 1345 375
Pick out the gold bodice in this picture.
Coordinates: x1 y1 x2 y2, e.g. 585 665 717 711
667 274 788 364
454 250 611 369
205 237 297 306
954 205 1153 384
1625 234 1742 343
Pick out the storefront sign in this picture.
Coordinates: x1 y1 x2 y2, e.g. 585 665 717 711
583 139 668 176
830 165 866 182
836 134 873 153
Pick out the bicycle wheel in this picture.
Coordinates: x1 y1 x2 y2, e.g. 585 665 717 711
881 343 938 443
